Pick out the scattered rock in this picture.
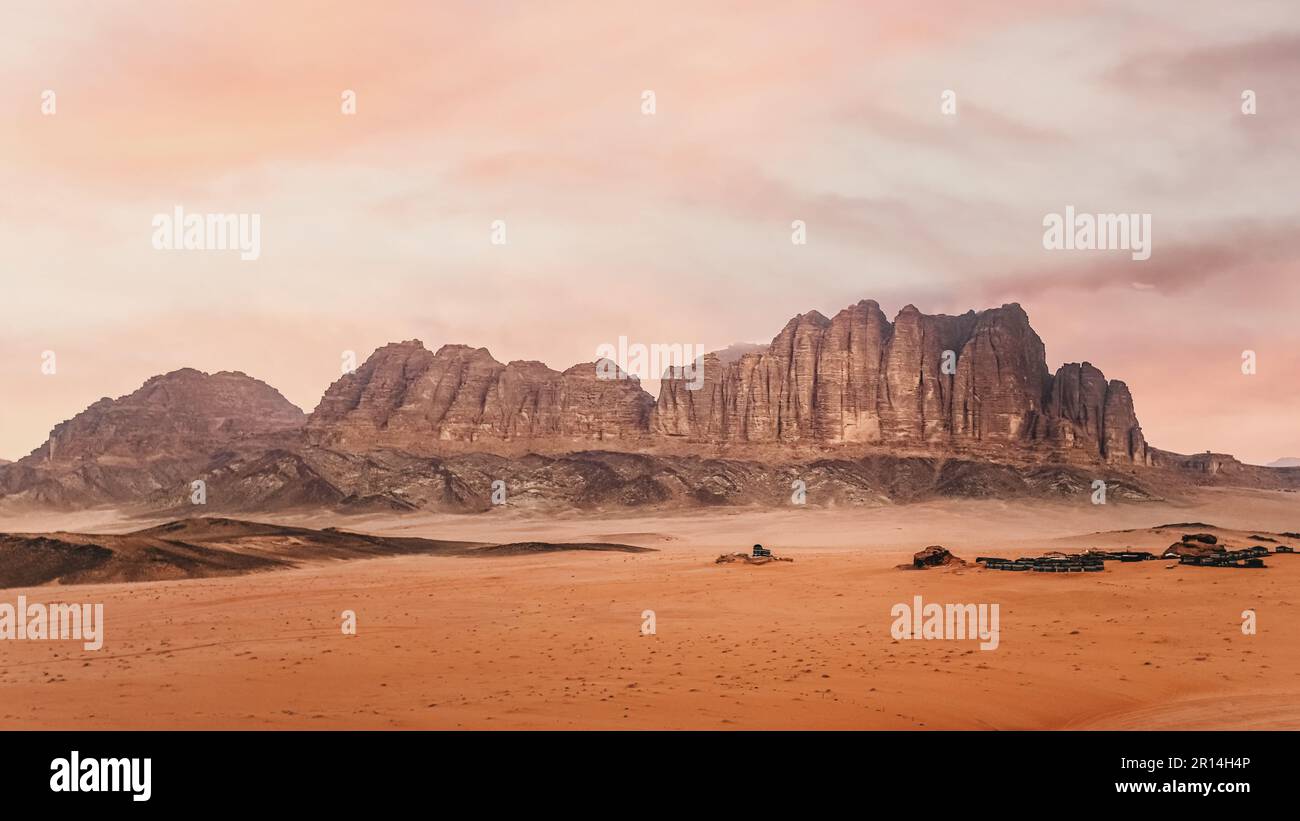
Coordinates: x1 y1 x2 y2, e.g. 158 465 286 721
900 545 967 570
1082 549 1158 562
715 553 792 566
1164 540 1224 559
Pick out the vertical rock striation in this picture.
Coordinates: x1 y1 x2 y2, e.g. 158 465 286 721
653 301 1147 463
305 341 654 454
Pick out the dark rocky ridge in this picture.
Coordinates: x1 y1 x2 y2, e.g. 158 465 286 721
0 517 648 588
136 448 1164 514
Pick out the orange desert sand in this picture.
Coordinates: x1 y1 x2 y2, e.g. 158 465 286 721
2 487 1298 730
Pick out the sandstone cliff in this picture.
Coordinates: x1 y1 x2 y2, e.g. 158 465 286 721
655 300 1147 464
305 341 654 454
0 299 1230 514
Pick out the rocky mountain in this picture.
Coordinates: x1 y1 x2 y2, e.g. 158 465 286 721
654 301 1147 464
1268 457 1300 468
305 341 654 455
0 369 304 507
1 299 1291 514
300 301 1148 464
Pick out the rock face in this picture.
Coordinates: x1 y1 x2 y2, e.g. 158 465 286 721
27 368 304 466
305 341 654 455
905 545 967 569
0 369 304 507
1046 364 1148 464
153 449 1162 514
1164 540 1224 559
655 300 1148 464
0 299 1195 512
715 551 793 565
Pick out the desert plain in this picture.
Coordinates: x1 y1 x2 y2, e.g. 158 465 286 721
1 486 1298 730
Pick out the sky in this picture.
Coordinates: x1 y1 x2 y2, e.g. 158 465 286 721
1 0 1297 464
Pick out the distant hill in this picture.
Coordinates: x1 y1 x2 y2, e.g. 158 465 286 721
1268 457 1300 468
710 341 769 365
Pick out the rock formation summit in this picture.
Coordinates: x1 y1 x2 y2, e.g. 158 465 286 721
654 300 1147 465
301 301 1148 465
2 299 1294 512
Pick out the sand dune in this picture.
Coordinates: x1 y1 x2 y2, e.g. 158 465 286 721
0 517 645 588
1 489 1296 729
